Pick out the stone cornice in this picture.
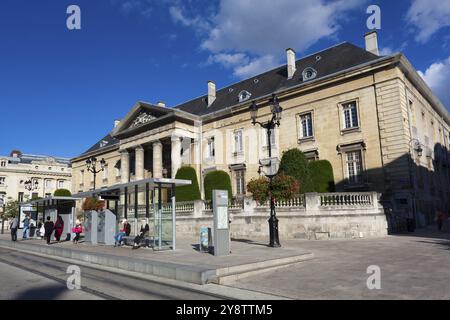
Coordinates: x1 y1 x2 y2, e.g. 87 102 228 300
70 144 119 163
0 168 71 177
397 55 450 125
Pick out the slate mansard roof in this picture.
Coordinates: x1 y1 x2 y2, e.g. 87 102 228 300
173 42 380 116
81 133 119 156
77 42 382 157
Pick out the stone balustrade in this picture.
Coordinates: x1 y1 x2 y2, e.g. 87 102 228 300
255 195 305 209
319 192 374 207
101 191 387 240
117 191 380 218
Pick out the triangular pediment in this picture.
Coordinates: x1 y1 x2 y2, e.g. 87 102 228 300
128 111 158 129
112 102 174 137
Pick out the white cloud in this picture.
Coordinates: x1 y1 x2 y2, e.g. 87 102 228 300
233 55 279 79
207 53 249 68
419 56 450 109
379 42 408 56
379 47 394 56
169 6 210 31
120 0 141 13
170 0 365 78
406 0 450 43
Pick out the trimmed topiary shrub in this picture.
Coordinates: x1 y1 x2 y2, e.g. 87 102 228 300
204 170 232 201
174 166 201 201
308 160 335 193
278 148 313 193
54 189 72 197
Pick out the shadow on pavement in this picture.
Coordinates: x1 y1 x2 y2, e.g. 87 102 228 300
14 284 68 300
389 224 450 251
230 238 271 247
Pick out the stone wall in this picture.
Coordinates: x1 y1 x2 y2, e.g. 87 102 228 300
174 192 388 240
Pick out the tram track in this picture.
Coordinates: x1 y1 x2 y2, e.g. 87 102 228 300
0 247 230 300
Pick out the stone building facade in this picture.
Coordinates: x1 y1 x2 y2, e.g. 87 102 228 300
71 32 450 227
0 150 72 204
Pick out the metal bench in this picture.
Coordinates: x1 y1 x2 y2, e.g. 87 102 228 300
120 235 159 248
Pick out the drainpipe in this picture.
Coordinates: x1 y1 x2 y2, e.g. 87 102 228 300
404 86 417 226
197 120 204 199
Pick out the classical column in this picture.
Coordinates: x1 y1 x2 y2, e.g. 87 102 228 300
120 150 130 184
152 140 163 178
135 145 145 181
171 135 182 178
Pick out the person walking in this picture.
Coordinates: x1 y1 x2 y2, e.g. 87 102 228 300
72 220 82 244
22 215 30 239
114 219 131 247
9 216 18 241
44 216 54 245
54 216 64 242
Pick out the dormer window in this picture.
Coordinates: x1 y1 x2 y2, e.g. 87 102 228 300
302 67 317 81
100 140 109 148
238 90 252 102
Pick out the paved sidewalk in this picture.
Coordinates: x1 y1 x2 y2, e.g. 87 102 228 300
0 233 313 285
0 234 310 269
228 226 450 299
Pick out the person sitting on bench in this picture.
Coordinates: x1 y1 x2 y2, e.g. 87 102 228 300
132 223 150 249
114 219 131 247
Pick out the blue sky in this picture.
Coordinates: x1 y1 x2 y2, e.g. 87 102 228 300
0 0 449 158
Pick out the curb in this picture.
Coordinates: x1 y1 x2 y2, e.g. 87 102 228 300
0 239 313 286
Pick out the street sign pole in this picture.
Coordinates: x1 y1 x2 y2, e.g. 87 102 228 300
0 202 5 235
212 189 230 256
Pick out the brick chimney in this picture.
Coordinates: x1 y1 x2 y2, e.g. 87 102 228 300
286 48 296 79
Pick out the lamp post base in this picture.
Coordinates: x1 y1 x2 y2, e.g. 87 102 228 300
268 215 281 247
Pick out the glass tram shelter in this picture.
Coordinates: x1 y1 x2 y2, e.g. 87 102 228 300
19 196 78 240
73 177 191 251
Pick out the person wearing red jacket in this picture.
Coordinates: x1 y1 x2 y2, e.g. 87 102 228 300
72 220 82 244
54 216 64 242
114 219 131 247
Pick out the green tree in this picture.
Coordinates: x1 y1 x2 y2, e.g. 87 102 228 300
204 170 232 201
308 160 335 193
54 189 72 197
4 198 19 219
278 148 313 193
174 166 201 201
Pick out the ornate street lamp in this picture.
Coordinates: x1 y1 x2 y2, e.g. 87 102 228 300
407 138 426 232
24 178 39 201
250 94 283 247
409 138 424 158
24 179 39 192
86 156 106 190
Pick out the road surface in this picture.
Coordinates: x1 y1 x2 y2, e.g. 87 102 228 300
0 247 228 300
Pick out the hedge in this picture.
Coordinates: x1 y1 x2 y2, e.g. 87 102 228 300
204 170 232 201
308 160 335 193
174 166 201 201
278 148 313 193
54 189 72 197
